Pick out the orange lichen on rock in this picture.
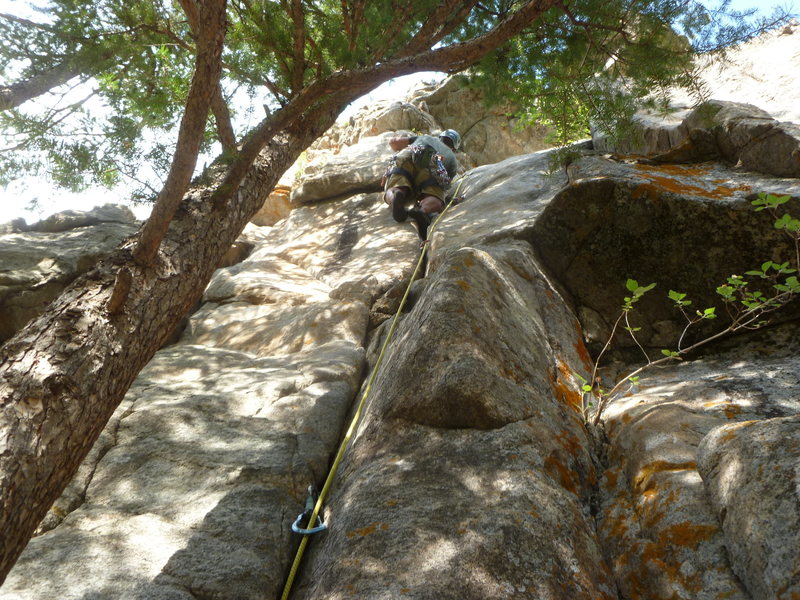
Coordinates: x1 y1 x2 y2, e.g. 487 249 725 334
659 521 717 549
719 419 758 442
604 468 620 491
555 429 582 456
605 511 630 540
544 453 579 495
723 403 742 419
703 400 742 419
636 540 703 596
638 489 677 531
587 465 597 486
346 522 389 538
456 279 470 291
549 358 583 413
634 461 697 494
637 164 712 177
631 163 751 200
501 364 524 384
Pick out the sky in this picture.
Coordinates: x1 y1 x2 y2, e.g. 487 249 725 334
0 0 792 225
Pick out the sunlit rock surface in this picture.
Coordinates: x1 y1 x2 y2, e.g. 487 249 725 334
3 24 800 600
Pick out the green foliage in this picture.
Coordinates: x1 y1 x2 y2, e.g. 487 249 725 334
0 1 793 196
467 1 793 147
583 192 800 424
623 278 656 312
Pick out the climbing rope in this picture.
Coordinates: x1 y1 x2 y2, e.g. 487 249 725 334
279 177 466 600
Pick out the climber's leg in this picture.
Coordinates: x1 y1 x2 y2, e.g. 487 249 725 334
418 195 445 215
385 186 411 222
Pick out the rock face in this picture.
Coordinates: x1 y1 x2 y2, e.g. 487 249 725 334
698 410 800 600
411 76 554 167
593 25 800 178
3 26 800 600
594 100 800 178
0 204 138 343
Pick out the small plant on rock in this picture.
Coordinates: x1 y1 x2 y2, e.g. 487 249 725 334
584 192 800 425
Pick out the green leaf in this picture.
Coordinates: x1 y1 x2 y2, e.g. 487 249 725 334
716 284 734 299
582 384 593 392
661 349 681 358
668 290 686 301
769 194 791 206
626 279 639 293
638 282 656 294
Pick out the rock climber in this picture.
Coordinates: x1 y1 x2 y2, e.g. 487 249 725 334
382 129 461 240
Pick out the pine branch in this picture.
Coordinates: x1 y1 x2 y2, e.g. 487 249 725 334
212 84 237 152
398 0 480 58
133 0 227 265
290 0 306 93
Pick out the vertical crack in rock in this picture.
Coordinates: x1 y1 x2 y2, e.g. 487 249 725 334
291 242 619 599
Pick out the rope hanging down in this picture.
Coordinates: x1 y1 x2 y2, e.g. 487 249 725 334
279 177 466 600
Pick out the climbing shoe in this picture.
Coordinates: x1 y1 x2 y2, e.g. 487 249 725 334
391 193 408 223
407 208 431 240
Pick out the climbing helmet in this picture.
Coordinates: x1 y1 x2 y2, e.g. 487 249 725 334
439 129 461 151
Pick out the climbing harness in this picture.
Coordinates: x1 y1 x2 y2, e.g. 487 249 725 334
382 154 414 188
410 142 451 188
382 146 450 194
279 176 466 600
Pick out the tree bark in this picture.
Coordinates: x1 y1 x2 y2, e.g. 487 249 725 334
212 84 237 153
0 62 85 112
132 0 227 265
0 0 559 582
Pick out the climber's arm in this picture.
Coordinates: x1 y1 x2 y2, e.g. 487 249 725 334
388 136 414 152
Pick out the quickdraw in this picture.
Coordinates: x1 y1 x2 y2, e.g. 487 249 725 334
291 485 327 535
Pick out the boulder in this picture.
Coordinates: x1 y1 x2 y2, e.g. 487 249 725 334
532 154 800 349
597 325 800 599
698 414 800 599
427 149 569 267
0 205 139 343
320 100 439 150
595 100 800 178
414 76 554 167
291 134 393 205
22 203 137 233
292 242 614 599
593 24 800 177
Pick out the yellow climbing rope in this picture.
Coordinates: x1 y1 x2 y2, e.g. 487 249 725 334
279 178 465 600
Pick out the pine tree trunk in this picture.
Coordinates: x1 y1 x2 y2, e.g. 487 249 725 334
0 115 332 583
